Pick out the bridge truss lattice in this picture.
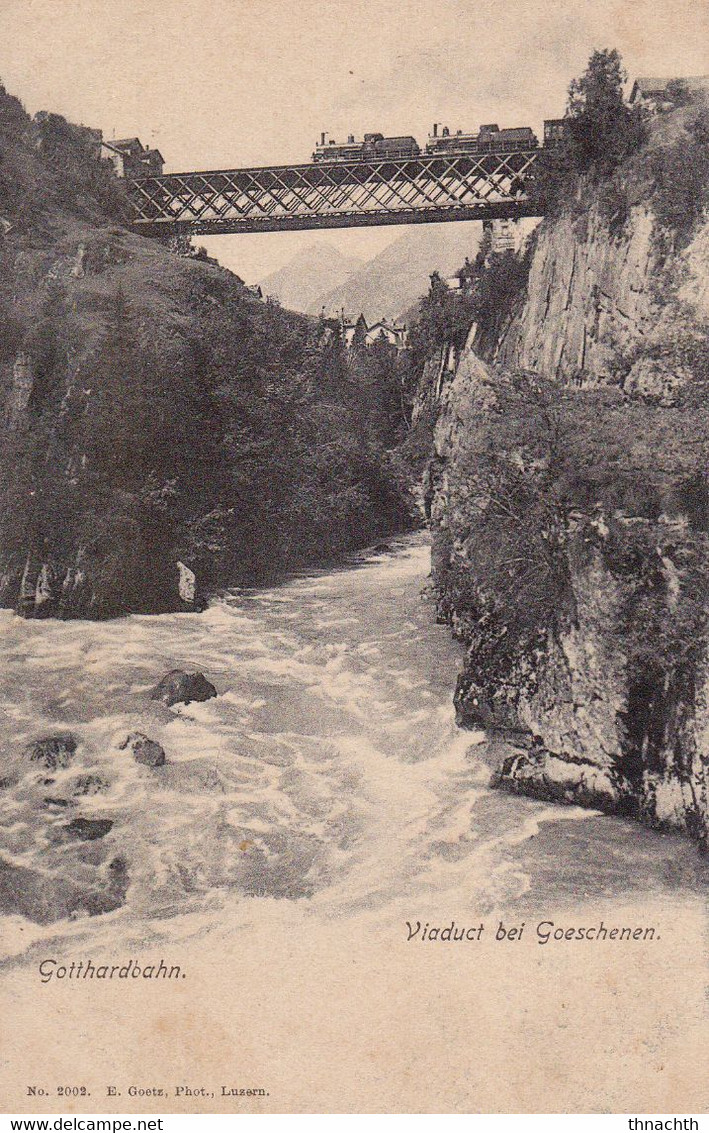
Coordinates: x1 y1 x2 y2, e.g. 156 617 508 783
127 149 543 236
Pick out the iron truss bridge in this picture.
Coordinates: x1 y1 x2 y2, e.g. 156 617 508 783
127 148 543 236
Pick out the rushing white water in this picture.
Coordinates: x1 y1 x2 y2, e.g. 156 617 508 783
0 533 706 964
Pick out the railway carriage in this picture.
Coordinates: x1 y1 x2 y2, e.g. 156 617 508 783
311 119 557 165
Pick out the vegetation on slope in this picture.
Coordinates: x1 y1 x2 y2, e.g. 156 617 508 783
0 85 414 617
535 49 709 251
435 373 709 691
536 49 648 211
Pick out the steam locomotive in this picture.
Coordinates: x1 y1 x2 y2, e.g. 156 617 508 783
425 123 538 154
311 120 566 163
312 132 420 162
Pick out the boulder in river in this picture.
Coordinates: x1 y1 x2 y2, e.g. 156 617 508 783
119 732 166 767
0 856 123 924
25 732 78 770
61 817 114 841
150 669 217 707
71 772 110 795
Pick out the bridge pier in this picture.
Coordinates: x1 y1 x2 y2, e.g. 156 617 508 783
483 217 522 253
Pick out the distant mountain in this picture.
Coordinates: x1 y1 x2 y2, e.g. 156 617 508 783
259 242 363 312
308 223 481 324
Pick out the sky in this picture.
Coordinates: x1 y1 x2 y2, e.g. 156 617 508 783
0 0 707 280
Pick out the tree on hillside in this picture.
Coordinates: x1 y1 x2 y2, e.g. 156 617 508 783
348 336 407 444
536 49 647 210
81 285 158 490
408 270 479 368
565 48 645 173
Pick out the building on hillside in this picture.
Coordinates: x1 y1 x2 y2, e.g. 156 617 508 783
101 137 165 178
543 118 567 146
483 217 520 254
33 123 166 179
365 317 408 350
629 76 709 111
340 313 407 350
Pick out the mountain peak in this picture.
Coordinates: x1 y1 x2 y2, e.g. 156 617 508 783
258 242 364 311
307 223 482 323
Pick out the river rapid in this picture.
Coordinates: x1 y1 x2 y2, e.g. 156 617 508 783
0 533 706 966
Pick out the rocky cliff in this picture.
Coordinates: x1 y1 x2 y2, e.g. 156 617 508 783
426 102 709 844
496 195 709 401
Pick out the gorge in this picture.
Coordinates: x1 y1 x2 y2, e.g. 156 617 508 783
0 52 708 972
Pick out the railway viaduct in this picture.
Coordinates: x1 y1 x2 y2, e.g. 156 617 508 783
126 147 544 237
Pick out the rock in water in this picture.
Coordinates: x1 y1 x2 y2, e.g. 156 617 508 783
119 732 166 767
150 669 217 707
25 733 78 770
61 818 113 841
71 773 110 795
0 858 123 923
177 561 196 604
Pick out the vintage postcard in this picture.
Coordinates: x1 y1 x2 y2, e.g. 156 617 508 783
0 0 707 1116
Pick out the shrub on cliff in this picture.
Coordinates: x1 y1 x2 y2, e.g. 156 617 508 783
407 271 478 368
645 102 709 245
436 373 709 707
407 235 533 376
469 245 533 360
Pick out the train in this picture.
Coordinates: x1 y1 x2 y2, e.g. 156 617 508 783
312 131 420 162
425 123 538 154
311 120 566 163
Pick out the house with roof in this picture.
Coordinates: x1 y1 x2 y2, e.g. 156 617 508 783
101 137 165 178
629 76 709 110
365 317 408 350
340 313 407 351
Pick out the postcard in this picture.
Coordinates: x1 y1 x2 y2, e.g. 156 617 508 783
0 0 707 1115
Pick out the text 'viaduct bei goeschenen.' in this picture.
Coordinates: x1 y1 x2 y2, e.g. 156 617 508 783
124 122 564 236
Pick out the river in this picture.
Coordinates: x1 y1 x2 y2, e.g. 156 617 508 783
1 531 705 966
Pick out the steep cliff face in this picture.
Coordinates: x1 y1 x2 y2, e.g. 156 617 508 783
496 203 657 380
427 107 709 845
496 197 709 400
430 339 708 838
